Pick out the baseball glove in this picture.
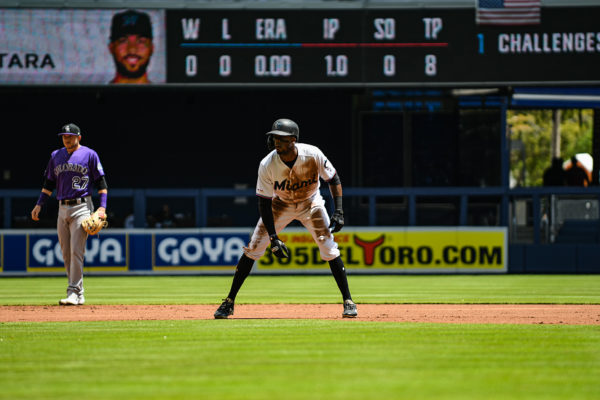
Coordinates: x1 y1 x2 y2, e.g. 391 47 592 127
81 210 108 235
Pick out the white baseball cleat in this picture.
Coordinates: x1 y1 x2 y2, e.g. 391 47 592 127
77 295 85 305
59 292 80 306
342 299 358 318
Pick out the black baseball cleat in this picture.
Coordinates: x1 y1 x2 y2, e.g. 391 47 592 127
214 298 234 319
342 299 358 318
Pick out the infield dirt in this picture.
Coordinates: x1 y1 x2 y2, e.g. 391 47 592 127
1 304 599 324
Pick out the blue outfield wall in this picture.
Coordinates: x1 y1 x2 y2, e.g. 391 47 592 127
1 228 598 275
509 244 600 274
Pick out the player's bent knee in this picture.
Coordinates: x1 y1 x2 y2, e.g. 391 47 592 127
319 248 341 262
242 249 264 261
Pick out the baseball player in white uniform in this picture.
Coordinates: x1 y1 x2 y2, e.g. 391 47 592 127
214 118 357 319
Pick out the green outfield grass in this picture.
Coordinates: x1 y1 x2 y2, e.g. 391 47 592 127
0 274 599 305
1 320 599 400
1 275 599 400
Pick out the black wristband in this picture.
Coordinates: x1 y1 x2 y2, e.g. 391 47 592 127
334 196 343 212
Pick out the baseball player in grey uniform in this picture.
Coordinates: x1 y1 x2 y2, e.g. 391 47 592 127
214 118 357 319
31 123 108 306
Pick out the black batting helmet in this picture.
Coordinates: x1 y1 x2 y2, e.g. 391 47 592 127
266 118 299 151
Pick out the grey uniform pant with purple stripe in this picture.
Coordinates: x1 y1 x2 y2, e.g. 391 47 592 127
57 197 92 296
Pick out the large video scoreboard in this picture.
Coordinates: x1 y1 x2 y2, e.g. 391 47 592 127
1 6 599 86
166 7 600 86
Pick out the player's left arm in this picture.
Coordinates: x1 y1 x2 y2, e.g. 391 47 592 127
94 176 108 218
88 151 108 217
327 174 344 233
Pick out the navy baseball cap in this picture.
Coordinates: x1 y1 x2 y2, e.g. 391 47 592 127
110 9 153 42
58 123 81 136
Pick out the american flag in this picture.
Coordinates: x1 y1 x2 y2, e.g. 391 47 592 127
476 0 541 25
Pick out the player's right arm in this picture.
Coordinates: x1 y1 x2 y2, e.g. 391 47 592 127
258 196 276 237
257 196 290 258
256 160 289 258
31 188 52 221
31 170 56 221
255 161 276 236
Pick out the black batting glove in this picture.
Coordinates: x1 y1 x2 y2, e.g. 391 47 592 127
329 210 344 233
269 234 290 259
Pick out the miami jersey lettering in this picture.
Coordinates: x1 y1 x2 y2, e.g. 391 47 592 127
256 143 337 202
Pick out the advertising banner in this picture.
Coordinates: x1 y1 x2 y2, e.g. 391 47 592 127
0 228 505 274
258 227 507 273
0 8 166 84
152 232 248 271
27 233 128 272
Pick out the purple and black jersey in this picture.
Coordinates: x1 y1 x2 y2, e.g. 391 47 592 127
44 145 105 201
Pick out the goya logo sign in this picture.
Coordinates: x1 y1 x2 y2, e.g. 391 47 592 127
153 233 247 268
258 228 506 271
29 234 127 268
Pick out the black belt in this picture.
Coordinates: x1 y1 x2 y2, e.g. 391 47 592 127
60 197 85 206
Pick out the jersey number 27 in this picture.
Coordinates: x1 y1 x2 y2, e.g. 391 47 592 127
72 176 89 190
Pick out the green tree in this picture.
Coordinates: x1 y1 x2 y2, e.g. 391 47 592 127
508 109 593 187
